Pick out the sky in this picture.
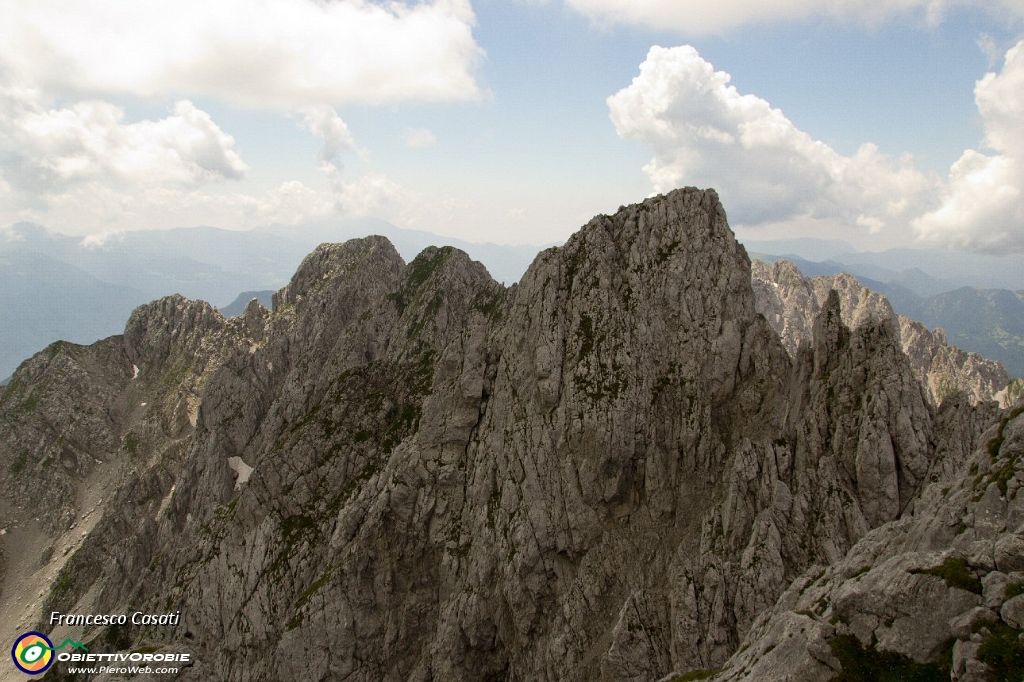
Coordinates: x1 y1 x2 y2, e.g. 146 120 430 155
1 0 1023 252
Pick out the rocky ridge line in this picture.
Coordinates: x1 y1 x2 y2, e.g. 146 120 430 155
0 188 1013 681
752 258 1014 407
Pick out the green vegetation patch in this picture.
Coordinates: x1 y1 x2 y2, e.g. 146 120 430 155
989 435 1005 458
50 565 77 600
909 556 982 594
388 247 452 316
0 378 20 405
9 450 28 475
45 553 104 617
933 372 959 405
280 514 317 544
293 569 335 613
286 565 340 631
576 313 596 361
267 513 322 580
670 670 718 681
122 431 141 455
1006 582 1024 600
407 248 451 289
46 341 66 359
828 635 952 682
160 358 195 390
978 623 1024 682
131 645 162 655
285 612 304 631
103 624 133 651
656 239 680 265
21 393 39 412
573 371 624 403
472 289 503 318
1004 378 1024 407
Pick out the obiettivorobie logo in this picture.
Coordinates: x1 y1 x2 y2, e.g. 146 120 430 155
10 631 87 675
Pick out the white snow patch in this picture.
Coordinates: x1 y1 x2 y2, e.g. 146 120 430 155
228 457 254 490
131 364 139 379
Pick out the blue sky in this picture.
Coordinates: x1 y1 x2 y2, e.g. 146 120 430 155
1 0 1022 251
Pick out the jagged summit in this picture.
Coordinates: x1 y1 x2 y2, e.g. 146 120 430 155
752 257 1014 406
0 188 1019 681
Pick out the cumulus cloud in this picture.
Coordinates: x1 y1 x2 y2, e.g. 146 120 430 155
611 41 1024 252
565 0 1024 33
0 0 484 234
1 96 247 205
0 80 464 238
0 0 482 109
608 45 939 233
403 128 439 149
913 40 1024 251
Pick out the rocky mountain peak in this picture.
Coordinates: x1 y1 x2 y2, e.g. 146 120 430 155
0 188 1019 682
754 257 1013 407
123 294 226 368
272 236 404 312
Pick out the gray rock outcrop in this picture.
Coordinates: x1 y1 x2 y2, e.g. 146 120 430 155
714 401 1024 681
0 188 1016 681
752 258 1013 406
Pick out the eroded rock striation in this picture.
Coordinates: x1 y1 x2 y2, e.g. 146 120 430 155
0 188 1016 681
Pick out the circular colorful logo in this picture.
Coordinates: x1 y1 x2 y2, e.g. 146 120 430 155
11 632 54 675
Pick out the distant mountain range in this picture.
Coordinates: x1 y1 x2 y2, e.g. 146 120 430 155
0 219 542 380
220 290 277 318
747 241 1024 377
886 287 1024 377
3 226 1024 382
743 237 1024 293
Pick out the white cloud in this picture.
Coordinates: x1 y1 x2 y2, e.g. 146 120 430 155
1 97 247 205
79 230 125 250
612 41 1024 253
978 33 1002 67
300 106 357 167
254 181 339 226
565 0 1024 33
331 173 473 232
0 76 472 239
608 45 939 233
5 180 326 235
2 158 475 242
0 0 484 236
913 40 1024 251
403 128 439 149
0 0 482 109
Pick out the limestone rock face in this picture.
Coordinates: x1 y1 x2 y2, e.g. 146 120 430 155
752 258 1013 406
715 402 1024 682
0 188 1015 682
0 293 263 654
